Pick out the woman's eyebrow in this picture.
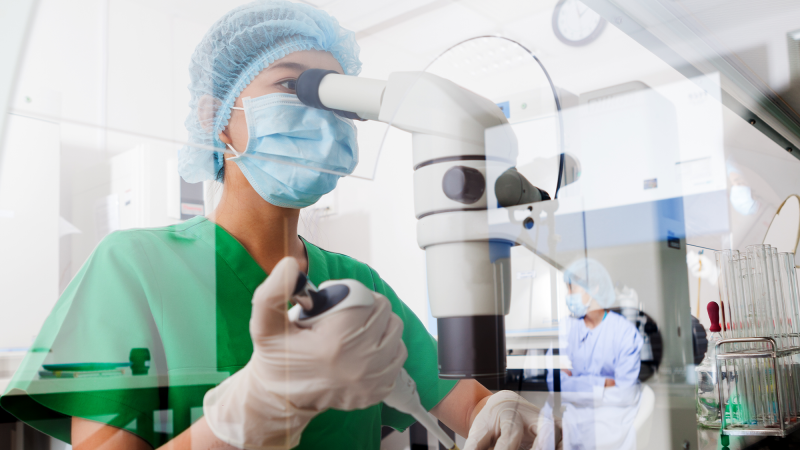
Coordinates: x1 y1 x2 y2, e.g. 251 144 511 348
266 60 343 74
267 61 310 72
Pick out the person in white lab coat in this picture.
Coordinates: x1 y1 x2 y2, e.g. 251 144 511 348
539 258 644 450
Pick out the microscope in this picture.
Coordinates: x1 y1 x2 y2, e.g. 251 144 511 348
297 69 550 379
295 70 698 449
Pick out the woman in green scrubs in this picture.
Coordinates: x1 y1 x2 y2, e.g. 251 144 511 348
1 2 544 449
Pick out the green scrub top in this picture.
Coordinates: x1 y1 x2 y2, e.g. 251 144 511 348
0 216 456 449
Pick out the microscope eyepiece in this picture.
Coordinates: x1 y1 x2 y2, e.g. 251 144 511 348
296 69 365 121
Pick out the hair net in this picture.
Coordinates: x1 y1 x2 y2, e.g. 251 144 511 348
563 258 616 308
179 0 362 183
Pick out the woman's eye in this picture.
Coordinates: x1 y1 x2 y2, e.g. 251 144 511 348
279 79 297 91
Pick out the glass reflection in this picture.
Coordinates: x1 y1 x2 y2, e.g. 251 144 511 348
540 258 644 450
2 0 800 449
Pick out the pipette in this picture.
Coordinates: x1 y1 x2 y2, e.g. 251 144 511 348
287 272 460 450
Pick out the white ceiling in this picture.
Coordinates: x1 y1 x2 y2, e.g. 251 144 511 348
131 0 449 35
121 0 800 88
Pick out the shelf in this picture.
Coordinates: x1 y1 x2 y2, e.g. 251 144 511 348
716 346 800 360
722 420 800 437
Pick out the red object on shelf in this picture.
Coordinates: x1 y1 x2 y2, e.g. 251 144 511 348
708 302 721 332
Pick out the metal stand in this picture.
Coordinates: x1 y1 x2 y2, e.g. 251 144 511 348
715 337 800 437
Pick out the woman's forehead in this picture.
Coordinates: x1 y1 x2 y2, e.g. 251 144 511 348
265 50 343 75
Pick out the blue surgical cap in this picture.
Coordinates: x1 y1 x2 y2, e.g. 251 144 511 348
563 258 616 308
179 0 362 183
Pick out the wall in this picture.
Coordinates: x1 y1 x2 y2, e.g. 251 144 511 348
12 0 800 332
0 114 59 350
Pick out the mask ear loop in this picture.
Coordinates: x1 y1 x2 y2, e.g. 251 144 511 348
227 106 247 160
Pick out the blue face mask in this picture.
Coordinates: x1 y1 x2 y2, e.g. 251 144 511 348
566 293 589 317
730 185 757 216
227 93 358 208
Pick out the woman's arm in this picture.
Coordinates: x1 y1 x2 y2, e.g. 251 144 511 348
72 416 239 450
613 323 644 389
74 380 494 448
430 379 493 438
72 418 151 450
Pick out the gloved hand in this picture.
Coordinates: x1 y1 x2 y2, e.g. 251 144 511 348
203 256 408 449
465 390 554 450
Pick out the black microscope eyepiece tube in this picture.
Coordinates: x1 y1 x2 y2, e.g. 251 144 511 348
436 315 506 380
296 69 364 121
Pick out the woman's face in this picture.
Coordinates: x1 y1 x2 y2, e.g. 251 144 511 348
219 50 344 155
567 283 602 312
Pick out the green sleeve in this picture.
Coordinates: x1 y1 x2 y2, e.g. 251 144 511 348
1 231 168 447
368 269 457 431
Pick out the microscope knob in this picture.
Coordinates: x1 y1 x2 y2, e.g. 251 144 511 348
495 168 549 207
442 166 485 204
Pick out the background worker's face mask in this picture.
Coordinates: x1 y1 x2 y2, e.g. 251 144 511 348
566 292 589 317
227 93 358 208
730 185 758 216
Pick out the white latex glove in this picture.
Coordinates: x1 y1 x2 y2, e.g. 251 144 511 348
465 391 553 450
203 257 408 449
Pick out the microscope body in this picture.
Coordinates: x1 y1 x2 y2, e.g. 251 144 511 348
301 71 520 378
382 72 518 379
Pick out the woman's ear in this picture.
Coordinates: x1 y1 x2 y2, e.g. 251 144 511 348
218 130 233 145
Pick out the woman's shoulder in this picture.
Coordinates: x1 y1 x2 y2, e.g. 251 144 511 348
84 221 213 280
301 239 402 298
605 311 642 340
303 239 375 280
95 219 208 253
606 310 634 328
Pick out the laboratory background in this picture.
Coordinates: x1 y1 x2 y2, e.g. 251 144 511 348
2 0 800 449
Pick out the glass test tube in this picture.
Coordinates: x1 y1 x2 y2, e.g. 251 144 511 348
780 252 800 348
728 251 750 425
715 251 736 425
746 246 772 341
739 254 770 425
771 248 797 422
735 255 757 423
744 247 779 426
768 248 790 348
779 252 800 420
728 251 758 425
760 245 785 425
761 246 787 349
790 253 800 421
738 256 768 426
715 250 754 426
761 245 787 425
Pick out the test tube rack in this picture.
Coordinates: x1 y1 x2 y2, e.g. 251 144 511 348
715 336 800 437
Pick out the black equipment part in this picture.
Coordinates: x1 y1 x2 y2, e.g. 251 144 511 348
437 315 506 379
296 69 364 120
442 165 486 204
691 315 708 365
495 167 549 207
298 284 351 320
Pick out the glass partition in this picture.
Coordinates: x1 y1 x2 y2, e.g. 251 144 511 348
2 1 800 449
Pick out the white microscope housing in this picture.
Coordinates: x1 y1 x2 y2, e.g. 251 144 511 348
296 69 540 379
